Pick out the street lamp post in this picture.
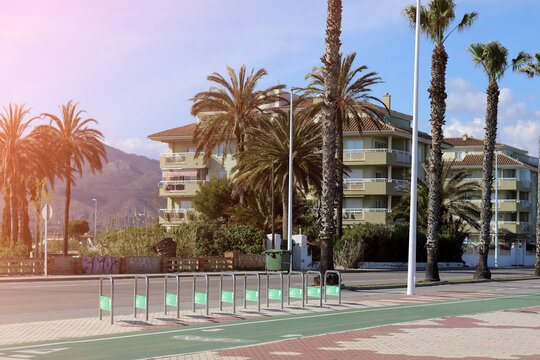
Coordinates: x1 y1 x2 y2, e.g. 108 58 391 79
92 198 98 242
288 87 299 272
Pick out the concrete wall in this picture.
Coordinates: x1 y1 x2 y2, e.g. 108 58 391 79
124 256 162 274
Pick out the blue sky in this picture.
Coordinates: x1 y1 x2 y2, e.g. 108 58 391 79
0 0 538 159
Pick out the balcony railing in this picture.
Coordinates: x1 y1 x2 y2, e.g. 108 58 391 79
343 178 409 192
343 208 388 220
159 208 194 221
343 148 411 163
161 152 202 165
159 180 203 192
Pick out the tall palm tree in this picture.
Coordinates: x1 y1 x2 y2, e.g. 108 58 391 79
514 52 540 78
233 106 322 241
191 65 285 162
0 104 40 246
403 0 477 281
41 101 107 256
304 52 386 242
319 0 342 281
467 41 529 279
392 162 481 231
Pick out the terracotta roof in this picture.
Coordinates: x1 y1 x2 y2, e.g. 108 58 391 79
454 154 523 167
343 117 435 143
445 136 503 147
148 123 197 139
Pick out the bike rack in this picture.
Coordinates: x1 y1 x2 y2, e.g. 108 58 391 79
305 271 322 307
219 272 237 313
193 273 209 315
164 273 181 318
243 272 261 312
134 274 149 320
324 270 342 304
265 272 284 309
287 271 305 307
99 275 114 324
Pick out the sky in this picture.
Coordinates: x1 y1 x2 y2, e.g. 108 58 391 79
0 0 538 159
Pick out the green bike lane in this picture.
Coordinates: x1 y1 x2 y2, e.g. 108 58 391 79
1 292 539 360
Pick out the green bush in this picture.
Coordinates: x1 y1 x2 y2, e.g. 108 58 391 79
0 243 30 258
170 221 217 257
82 226 167 256
213 224 265 255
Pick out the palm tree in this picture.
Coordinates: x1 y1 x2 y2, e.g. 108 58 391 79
191 65 285 163
319 0 342 282
392 162 481 231
41 101 107 256
304 52 387 242
232 106 322 242
0 104 40 246
514 52 540 78
403 0 478 282
467 41 529 279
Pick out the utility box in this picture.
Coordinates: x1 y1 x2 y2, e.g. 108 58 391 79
292 235 311 271
266 234 282 250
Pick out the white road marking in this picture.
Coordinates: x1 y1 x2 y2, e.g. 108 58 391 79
201 328 223 332
281 334 302 338
172 335 252 344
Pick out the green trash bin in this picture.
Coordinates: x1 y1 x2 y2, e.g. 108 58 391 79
264 249 291 271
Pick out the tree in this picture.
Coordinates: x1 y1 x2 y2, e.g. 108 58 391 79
403 0 477 281
392 162 481 232
515 52 540 78
304 52 387 242
232 106 322 242
68 219 90 238
41 101 107 256
467 41 529 279
0 104 40 247
191 65 285 162
192 176 238 224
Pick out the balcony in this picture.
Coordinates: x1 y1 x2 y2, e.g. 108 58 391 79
160 152 207 169
159 180 203 197
469 199 532 212
343 178 409 195
343 208 388 225
466 177 531 191
158 208 194 224
343 148 411 166
490 221 531 234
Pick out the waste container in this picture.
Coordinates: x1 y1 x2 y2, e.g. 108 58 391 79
264 249 292 271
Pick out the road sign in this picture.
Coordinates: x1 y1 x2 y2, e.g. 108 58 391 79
41 205 53 221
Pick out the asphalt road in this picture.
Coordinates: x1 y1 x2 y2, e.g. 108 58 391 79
0 267 535 324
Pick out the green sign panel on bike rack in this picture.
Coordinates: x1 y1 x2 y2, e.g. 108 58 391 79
221 290 234 303
135 295 147 309
289 287 303 299
326 285 340 296
245 289 258 302
307 286 321 298
100 296 111 311
166 293 177 307
268 288 282 300
194 292 207 305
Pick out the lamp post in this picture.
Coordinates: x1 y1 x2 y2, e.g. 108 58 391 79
92 198 98 242
288 87 300 272
494 150 499 267
407 0 421 296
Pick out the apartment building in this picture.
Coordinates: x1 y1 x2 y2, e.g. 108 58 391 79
148 93 433 228
442 135 538 242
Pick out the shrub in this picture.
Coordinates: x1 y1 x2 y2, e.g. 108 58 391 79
212 224 266 255
0 243 30 258
83 226 166 256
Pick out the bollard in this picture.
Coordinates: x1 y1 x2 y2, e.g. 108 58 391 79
164 273 181 318
193 273 209 316
265 272 284 309
305 271 323 307
324 270 342 305
99 275 114 324
134 274 149 321
287 271 305 307
219 272 236 313
243 272 261 312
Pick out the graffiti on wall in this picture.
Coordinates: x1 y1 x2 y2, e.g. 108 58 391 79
81 256 120 274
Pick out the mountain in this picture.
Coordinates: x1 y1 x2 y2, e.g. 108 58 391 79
2 145 164 235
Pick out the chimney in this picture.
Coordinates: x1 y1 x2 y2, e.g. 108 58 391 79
383 93 391 110
462 134 468 141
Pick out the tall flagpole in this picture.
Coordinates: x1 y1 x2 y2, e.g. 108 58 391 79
288 88 295 272
407 0 421 296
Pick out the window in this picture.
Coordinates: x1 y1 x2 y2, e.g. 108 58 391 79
215 142 225 156
218 171 227 179
187 146 195 153
180 200 192 209
502 169 515 179
454 151 463 160
374 140 387 149
345 139 363 150
375 171 384 179
375 200 385 208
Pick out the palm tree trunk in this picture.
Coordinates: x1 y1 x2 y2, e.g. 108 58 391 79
425 44 448 282
281 185 288 248
475 80 499 280
534 137 540 276
319 0 342 281
9 178 19 246
2 185 11 244
336 111 344 242
63 167 71 256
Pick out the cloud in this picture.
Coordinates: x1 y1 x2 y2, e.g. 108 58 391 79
446 78 486 115
105 137 167 160
444 117 485 139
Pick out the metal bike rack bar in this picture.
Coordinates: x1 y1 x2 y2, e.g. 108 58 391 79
219 272 236 313
287 271 305 307
193 273 209 315
324 270 342 304
99 275 114 324
305 271 322 307
164 273 181 318
243 272 261 312
265 272 284 309
134 274 149 321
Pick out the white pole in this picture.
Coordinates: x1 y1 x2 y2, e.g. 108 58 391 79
93 198 98 242
407 0 421 296
495 151 499 267
44 207 48 277
288 88 294 272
